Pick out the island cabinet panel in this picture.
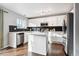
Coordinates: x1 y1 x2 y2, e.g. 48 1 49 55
28 32 48 55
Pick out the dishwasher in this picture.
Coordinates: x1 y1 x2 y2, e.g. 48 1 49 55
16 33 24 46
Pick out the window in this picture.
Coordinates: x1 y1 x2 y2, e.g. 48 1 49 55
17 18 26 29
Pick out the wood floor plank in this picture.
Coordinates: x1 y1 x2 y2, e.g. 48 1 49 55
0 43 66 56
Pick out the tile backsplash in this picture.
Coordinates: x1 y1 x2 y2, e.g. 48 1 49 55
9 25 27 32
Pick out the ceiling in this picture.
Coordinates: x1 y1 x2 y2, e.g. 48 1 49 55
0 3 73 18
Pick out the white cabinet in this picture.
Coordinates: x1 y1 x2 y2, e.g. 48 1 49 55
48 16 57 26
48 15 65 26
56 16 65 26
9 32 16 48
28 15 66 27
24 32 28 43
28 32 48 55
9 32 28 48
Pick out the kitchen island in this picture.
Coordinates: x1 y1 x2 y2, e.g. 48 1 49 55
27 31 48 55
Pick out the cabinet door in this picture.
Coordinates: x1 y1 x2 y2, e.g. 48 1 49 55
32 35 48 55
56 16 64 26
0 9 3 48
24 32 28 43
48 16 65 26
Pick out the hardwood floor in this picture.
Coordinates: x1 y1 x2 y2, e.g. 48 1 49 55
0 43 66 56
0 44 28 56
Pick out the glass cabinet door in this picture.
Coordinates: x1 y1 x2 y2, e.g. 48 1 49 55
0 9 3 48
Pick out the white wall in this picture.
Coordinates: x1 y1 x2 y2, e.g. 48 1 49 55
28 15 66 27
75 3 79 56
0 6 28 48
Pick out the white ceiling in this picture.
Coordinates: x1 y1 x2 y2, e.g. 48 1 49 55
0 3 73 18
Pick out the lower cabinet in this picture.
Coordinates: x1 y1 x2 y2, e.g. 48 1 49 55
9 32 27 48
28 34 48 55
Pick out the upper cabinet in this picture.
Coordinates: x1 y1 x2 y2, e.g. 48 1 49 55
55 15 66 26
28 15 67 27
